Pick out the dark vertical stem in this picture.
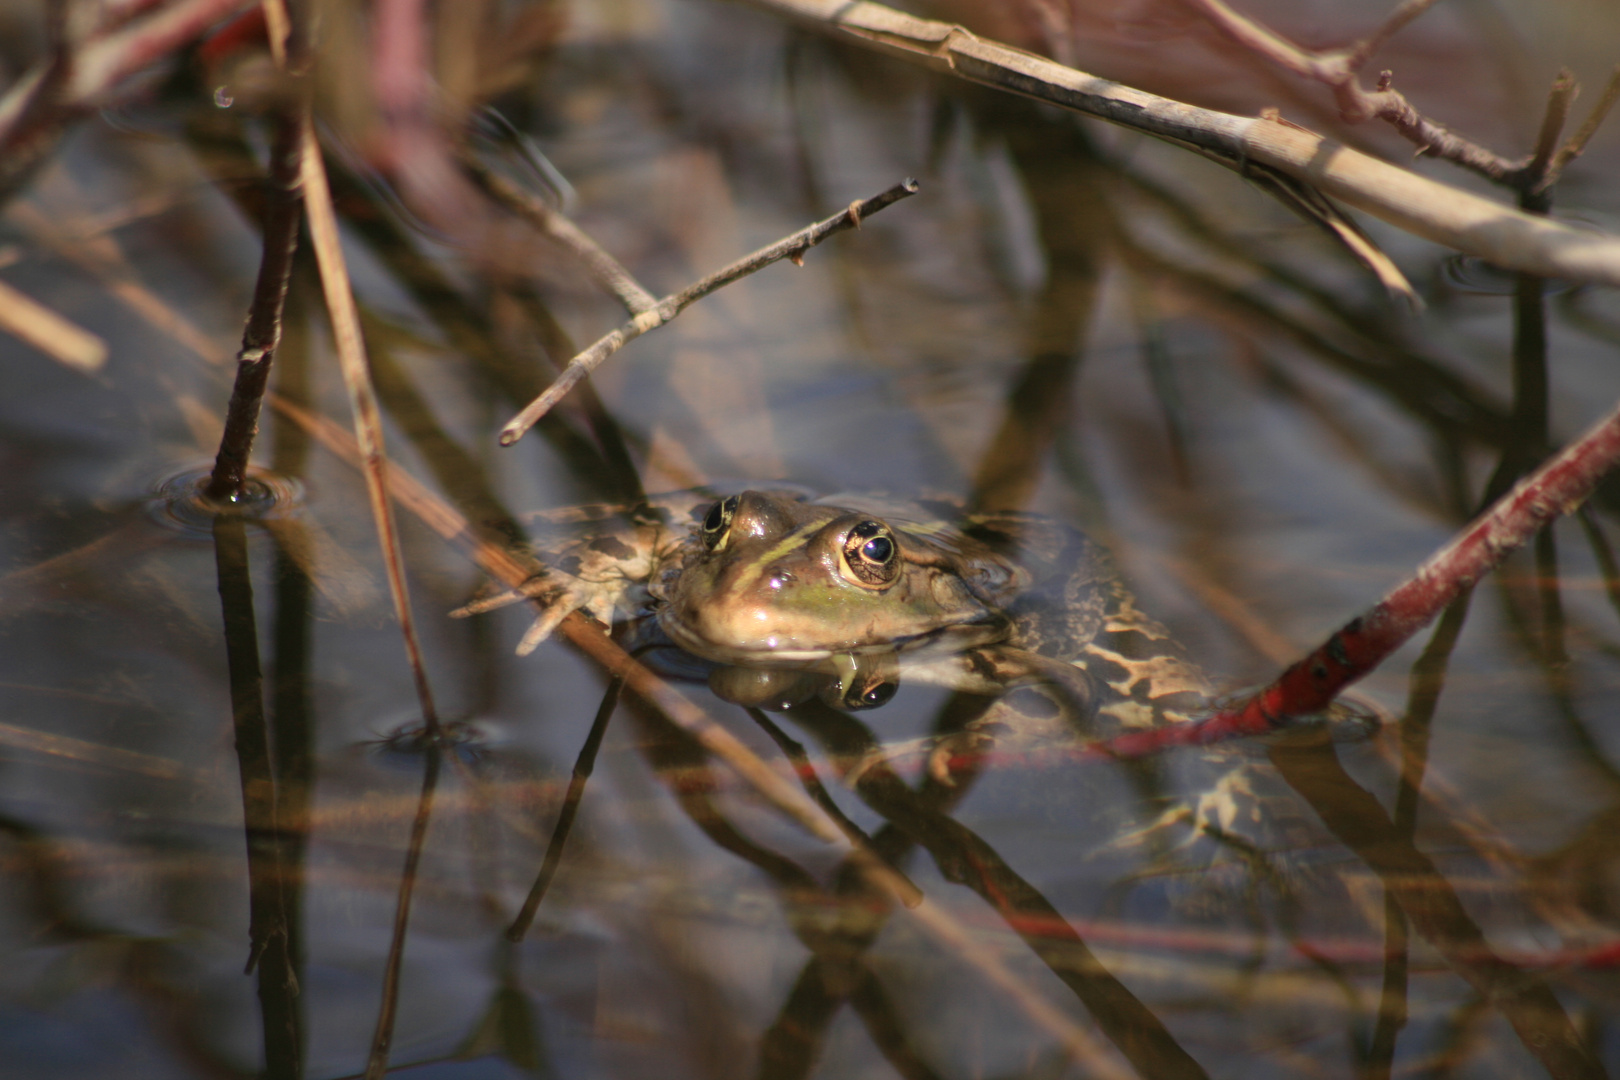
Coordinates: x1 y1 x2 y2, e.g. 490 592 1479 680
205 107 306 502
261 536 312 1080
967 97 1105 513
363 744 441 1080
213 512 302 1078
1364 591 1473 1080
268 274 313 1080
1514 81 1567 666
507 676 622 942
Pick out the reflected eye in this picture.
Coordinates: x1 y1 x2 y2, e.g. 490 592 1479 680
701 496 739 550
841 520 900 587
846 681 897 710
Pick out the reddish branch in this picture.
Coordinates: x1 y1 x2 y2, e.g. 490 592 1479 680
1104 400 1620 758
0 0 259 205
1178 0 1620 193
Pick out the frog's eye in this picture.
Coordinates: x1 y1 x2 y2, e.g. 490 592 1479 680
841 520 900 587
701 495 739 550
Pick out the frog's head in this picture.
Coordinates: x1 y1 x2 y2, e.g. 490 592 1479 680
656 490 1022 666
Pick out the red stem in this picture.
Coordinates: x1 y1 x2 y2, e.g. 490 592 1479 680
1103 400 1620 757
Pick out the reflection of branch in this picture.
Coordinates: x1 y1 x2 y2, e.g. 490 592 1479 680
799 705 1207 1080
1269 739 1605 1080
496 178 920 445
364 746 441 1080
748 0 1620 288
506 676 621 942
464 153 658 316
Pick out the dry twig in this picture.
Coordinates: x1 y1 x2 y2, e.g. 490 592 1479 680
497 178 919 445
204 104 305 501
463 152 658 316
1176 0 1620 195
298 115 440 735
0 277 106 372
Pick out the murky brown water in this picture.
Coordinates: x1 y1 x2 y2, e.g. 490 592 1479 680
2 1 1620 1077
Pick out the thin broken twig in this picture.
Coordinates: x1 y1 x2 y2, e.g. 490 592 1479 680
497 177 919 446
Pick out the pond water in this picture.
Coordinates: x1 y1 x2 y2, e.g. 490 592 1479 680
2 0 1620 1077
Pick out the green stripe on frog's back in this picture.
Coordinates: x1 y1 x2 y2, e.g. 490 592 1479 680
717 522 831 594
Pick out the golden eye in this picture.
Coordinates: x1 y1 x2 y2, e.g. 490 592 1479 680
701 495 738 550
841 520 900 587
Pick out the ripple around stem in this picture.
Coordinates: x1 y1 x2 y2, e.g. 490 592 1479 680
1440 253 1577 296
148 465 306 536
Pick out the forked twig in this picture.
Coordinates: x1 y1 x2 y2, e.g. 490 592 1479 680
497 178 919 445
1540 67 1620 193
1178 0 1619 196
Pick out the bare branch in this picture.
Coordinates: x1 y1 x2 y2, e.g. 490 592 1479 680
1107 388 1620 758
204 105 305 501
497 177 920 446
1541 66 1620 192
746 0 1620 287
1175 0 1529 180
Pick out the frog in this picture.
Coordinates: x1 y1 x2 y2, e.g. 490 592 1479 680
457 486 1228 772
457 486 1375 929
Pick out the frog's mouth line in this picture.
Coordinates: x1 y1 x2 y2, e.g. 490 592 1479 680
654 609 1010 668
